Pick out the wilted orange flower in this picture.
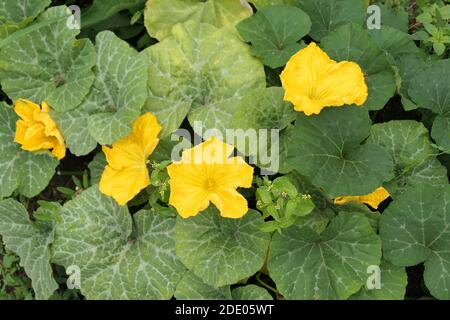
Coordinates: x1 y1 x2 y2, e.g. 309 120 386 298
99 113 161 206
167 137 254 219
334 187 390 210
280 42 368 115
14 99 66 160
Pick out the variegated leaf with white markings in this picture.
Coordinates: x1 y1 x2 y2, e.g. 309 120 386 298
0 199 58 300
174 207 270 287
380 184 450 300
0 104 58 199
368 120 448 198
268 213 382 299
53 30 148 154
51 185 186 300
0 0 51 38
143 19 266 138
0 6 96 112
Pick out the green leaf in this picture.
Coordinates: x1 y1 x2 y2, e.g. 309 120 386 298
0 0 51 39
378 3 409 33
54 31 148 152
232 87 295 131
52 108 97 156
369 26 422 65
175 271 232 300
350 260 407 300
276 126 295 174
144 0 252 41
82 0 145 28
236 5 311 68
432 115 450 153
368 120 448 197
0 6 96 113
174 207 270 287
396 55 427 111
0 104 58 198
0 199 58 300
232 285 273 300
409 59 449 116
286 107 394 198
88 152 106 185
321 23 396 111
52 185 186 299
143 20 265 138
297 0 366 40
409 59 450 152
250 0 298 8
268 213 381 299
380 184 450 300
230 87 295 159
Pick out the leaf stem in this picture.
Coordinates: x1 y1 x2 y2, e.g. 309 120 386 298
256 272 279 296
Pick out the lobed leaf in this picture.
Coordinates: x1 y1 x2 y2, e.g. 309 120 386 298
286 107 394 197
268 213 381 299
52 185 186 299
0 199 58 300
174 207 270 287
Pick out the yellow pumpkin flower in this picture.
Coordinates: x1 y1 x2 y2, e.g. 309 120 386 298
99 113 161 206
334 187 390 210
167 137 254 219
280 42 368 115
14 99 66 160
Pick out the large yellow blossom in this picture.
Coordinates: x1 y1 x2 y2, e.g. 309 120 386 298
167 137 254 219
99 113 161 206
280 42 368 115
14 99 66 160
334 187 390 210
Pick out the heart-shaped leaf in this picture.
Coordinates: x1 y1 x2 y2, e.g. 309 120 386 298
144 0 252 41
350 260 407 300
0 0 51 38
0 199 58 300
0 6 96 113
268 213 381 299
53 30 148 154
409 59 450 153
52 185 186 299
368 120 448 197
297 0 366 40
236 5 311 68
143 19 265 138
174 207 270 287
380 184 450 300
286 107 394 197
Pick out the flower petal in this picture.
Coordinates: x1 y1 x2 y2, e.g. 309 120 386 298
102 141 144 170
14 99 40 122
167 165 210 218
315 61 368 108
281 42 368 115
181 137 235 165
99 165 150 206
130 113 162 158
334 187 390 209
212 157 254 189
13 100 66 160
210 188 249 219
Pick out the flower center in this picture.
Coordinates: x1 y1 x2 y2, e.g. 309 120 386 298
205 177 217 191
